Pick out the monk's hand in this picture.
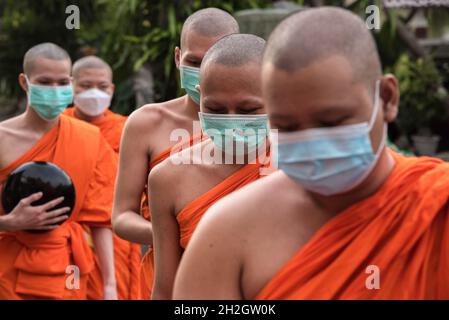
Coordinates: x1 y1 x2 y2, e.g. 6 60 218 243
4 192 70 232
103 283 118 300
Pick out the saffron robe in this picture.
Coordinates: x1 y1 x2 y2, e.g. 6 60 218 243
0 115 115 299
63 108 127 153
256 151 449 300
64 107 141 300
138 133 204 299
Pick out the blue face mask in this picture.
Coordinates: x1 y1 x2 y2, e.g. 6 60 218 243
26 76 73 120
276 80 385 196
199 112 269 156
180 65 200 105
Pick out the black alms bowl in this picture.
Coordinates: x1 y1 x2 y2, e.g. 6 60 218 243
1 161 76 231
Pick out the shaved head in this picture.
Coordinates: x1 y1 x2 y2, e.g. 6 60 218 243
72 56 112 80
201 34 265 76
181 8 240 50
199 33 266 118
264 7 382 88
23 42 71 76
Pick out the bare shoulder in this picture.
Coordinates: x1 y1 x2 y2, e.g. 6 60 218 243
126 97 186 133
0 114 22 131
125 103 166 134
0 115 30 167
0 115 25 147
212 171 305 218
147 146 198 198
148 139 210 185
174 172 305 281
148 154 184 191
196 171 320 298
197 171 309 243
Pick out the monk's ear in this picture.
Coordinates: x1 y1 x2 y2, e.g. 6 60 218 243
18 73 29 92
380 74 399 123
175 46 181 69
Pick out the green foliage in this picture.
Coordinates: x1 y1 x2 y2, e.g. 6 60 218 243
0 0 272 114
88 0 271 113
1 0 448 119
392 54 448 136
0 0 99 99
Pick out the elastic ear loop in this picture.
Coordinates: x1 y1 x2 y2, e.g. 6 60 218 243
367 80 381 131
338 80 386 194
369 79 386 156
24 75 32 105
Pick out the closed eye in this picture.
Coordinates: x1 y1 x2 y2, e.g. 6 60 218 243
237 107 263 114
318 115 352 127
204 106 227 114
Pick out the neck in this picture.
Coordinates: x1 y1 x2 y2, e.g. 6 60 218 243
24 106 60 133
74 107 105 123
311 148 395 215
183 95 200 120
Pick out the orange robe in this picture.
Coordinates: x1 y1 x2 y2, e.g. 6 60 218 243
257 150 449 300
63 107 141 300
63 108 127 153
138 133 205 300
177 162 269 249
0 115 115 299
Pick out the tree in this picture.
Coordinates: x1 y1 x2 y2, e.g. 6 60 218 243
0 0 100 116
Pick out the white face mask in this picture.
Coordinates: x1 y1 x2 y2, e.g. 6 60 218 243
74 88 112 117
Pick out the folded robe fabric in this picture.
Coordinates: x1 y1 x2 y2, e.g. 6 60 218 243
177 162 269 250
138 133 205 300
63 108 127 153
0 115 115 299
64 107 141 300
144 147 271 299
256 150 449 300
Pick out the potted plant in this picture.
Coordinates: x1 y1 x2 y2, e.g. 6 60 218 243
393 54 448 156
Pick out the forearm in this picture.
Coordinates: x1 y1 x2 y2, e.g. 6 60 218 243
0 215 12 232
91 227 116 287
112 210 153 245
152 285 173 300
151 214 182 300
152 246 182 300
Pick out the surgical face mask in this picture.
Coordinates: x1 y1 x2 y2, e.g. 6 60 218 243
74 88 112 117
26 76 73 120
276 80 385 196
199 112 269 156
180 65 200 105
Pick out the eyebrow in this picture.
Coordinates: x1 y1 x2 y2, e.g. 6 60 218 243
35 76 70 82
79 80 110 84
202 99 227 108
310 104 358 119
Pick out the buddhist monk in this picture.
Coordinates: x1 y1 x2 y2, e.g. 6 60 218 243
63 56 141 300
0 43 117 299
64 56 127 153
149 34 270 299
174 7 449 299
112 8 240 299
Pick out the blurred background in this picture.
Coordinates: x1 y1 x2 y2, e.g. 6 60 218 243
0 0 448 156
